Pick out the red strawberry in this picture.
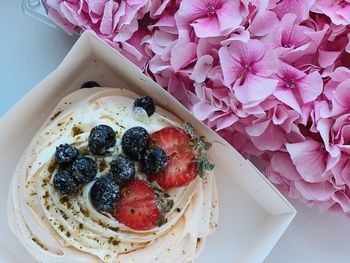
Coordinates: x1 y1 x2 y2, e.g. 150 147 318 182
149 127 198 189
114 180 160 231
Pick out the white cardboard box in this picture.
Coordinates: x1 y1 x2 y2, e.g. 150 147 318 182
0 31 296 263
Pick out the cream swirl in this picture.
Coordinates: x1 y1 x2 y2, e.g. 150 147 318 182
8 88 218 263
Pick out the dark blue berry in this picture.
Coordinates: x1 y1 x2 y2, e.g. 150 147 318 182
72 157 97 183
121 127 149 160
133 96 156 117
141 147 168 174
110 155 135 184
80 81 100 89
53 170 79 195
55 144 79 165
90 176 120 212
88 125 116 155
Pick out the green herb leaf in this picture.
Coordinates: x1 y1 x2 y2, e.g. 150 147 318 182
205 162 215 171
196 154 215 178
184 122 196 139
198 160 206 178
151 181 174 213
184 122 214 178
200 137 212 151
157 214 167 227
163 199 174 213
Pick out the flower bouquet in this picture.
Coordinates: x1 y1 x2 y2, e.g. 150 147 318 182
42 0 350 217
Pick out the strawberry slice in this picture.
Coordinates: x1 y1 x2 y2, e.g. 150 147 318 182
149 127 198 189
114 180 160 230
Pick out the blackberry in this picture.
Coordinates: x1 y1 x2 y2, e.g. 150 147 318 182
80 81 100 89
55 144 79 165
90 176 120 212
140 147 168 174
110 155 136 184
121 127 149 160
53 170 79 195
133 96 156 117
88 125 116 155
72 157 97 183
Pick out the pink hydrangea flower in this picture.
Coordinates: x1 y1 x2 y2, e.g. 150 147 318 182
192 82 244 131
332 114 350 154
266 14 316 64
286 135 340 183
322 66 350 99
47 0 149 41
319 79 350 118
332 153 350 187
249 10 279 37
148 0 180 34
246 116 286 151
273 62 323 113
44 0 350 217
218 125 265 157
119 29 152 70
176 0 242 38
272 0 316 22
312 0 350 25
219 39 279 106
265 151 304 198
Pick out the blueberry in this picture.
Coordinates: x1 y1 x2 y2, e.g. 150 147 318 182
53 170 79 195
90 176 120 212
133 96 155 117
110 155 135 184
80 81 100 89
121 127 149 160
88 125 116 155
140 147 168 174
55 144 79 165
72 157 97 184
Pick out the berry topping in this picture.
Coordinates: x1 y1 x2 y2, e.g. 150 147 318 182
90 176 120 212
88 125 116 155
80 81 100 89
110 155 136 184
121 127 149 160
55 144 79 165
53 170 79 195
149 127 198 189
72 157 97 183
114 180 161 230
133 96 155 117
140 147 168 174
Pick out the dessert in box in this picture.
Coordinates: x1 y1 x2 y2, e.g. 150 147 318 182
9 87 217 263
1 31 295 263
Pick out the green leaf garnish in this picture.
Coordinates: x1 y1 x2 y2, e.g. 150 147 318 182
151 181 174 213
197 154 215 178
183 122 196 139
157 214 167 227
183 122 215 178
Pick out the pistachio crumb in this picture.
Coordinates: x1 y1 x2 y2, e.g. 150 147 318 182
50 111 62 121
72 126 84 137
31 237 47 250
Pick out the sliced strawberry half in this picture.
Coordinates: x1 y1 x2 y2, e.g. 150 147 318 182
149 127 198 190
114 180 160 231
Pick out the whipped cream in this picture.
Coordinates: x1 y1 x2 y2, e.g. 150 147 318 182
8 88 218 263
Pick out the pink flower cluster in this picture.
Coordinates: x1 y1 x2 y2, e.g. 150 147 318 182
46 0 350 216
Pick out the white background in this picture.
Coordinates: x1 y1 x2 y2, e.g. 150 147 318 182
1 1 350 262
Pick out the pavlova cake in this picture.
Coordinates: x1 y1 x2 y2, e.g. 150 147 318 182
8 84 218 263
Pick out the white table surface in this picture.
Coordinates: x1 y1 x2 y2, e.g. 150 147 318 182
1 1 350 262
